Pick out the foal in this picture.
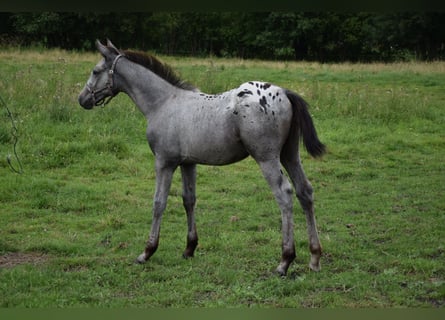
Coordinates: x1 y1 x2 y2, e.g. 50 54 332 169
78 40 326 276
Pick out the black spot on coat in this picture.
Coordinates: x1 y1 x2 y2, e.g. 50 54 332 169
237 90 253 97
259 96 268 108
259 96 269 114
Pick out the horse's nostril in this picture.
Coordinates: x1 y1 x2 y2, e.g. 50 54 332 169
78 92 94 109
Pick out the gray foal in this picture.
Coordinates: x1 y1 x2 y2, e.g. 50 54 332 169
78 40 326 276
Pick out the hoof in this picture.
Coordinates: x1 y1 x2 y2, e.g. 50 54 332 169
136 253 147 264
309 263 320 272
182 249 195 259
309 253 321 272
275 265 288 277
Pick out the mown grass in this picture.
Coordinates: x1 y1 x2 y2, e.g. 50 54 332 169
0 49 444 307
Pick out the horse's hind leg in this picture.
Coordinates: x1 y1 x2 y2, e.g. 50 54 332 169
180 164 198 258
281 151 322 272
257 158 296 276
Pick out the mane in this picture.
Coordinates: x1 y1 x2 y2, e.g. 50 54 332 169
122 50 196 91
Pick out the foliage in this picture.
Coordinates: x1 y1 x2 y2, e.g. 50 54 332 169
0 50 444 307
1 12 445 61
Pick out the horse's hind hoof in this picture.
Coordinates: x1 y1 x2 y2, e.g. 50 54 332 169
182 250 195 259
309 261 321 272
309 263 320 272
275 266 288 277
135 253 148 264
309 255 321 272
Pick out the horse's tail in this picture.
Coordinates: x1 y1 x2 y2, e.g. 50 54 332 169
285 90 326 158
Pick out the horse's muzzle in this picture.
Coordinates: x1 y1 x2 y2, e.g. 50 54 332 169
78 88 94 110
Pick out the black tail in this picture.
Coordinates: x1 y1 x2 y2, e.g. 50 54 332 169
285 90 326 158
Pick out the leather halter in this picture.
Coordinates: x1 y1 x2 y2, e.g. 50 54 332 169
86 54 125 106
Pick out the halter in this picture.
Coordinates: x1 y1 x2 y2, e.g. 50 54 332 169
87 54 125 106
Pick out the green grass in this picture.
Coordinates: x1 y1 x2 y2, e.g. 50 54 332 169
0 49 444 307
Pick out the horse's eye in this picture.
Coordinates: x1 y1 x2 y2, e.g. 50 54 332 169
92 70 99 76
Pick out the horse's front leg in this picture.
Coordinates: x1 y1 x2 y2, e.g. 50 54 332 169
180 164 198 258
136 159 176 263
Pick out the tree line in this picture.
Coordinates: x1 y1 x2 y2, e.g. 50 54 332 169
1 12 444 62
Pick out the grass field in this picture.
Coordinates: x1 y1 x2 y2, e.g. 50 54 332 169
0 48 444 307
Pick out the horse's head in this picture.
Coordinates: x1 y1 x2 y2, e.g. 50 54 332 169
78 39 125 109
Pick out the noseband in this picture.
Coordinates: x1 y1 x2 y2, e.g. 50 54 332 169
87 54 125 106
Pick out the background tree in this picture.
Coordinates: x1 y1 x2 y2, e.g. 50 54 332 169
1 12 444 61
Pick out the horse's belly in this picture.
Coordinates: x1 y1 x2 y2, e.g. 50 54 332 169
182 137 248 165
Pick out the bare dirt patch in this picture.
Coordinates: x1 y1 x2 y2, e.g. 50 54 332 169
0 252 50 268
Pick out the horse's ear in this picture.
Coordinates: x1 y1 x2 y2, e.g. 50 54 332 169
106 39 122 55
96 39 109 57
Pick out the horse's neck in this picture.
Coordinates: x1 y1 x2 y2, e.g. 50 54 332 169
117 60 180 119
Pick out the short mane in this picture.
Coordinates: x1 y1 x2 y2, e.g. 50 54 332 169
123 50 196 91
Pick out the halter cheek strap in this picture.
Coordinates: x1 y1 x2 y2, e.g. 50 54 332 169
88 54 125 107
108 54 124 91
